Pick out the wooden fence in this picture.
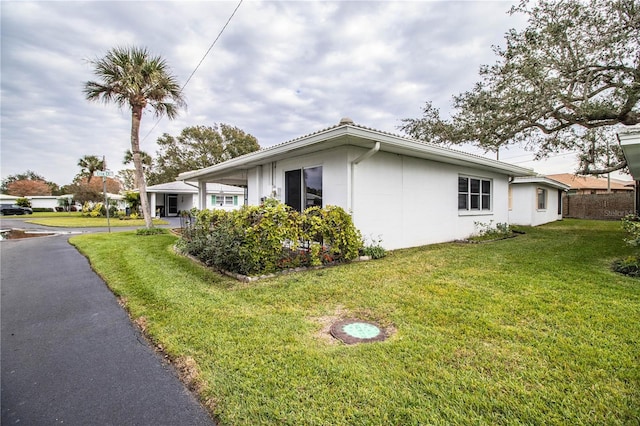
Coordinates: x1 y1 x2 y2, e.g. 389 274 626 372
563 192 635 220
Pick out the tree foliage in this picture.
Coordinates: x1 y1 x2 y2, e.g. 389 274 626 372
84 45 185 228
123 149 152 168
6 179 53 196
147 124 260 185
1 170 60 194
67 176 121 204
122 150 152 188
401 0 639 175
116 169 137 192
76 155 105 183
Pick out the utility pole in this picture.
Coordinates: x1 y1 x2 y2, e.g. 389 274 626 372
607 140 611 193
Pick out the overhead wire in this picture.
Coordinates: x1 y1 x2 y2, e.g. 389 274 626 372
141 0 244 143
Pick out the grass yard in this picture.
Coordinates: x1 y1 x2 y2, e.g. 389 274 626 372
70 219 640 425
26 216 168 227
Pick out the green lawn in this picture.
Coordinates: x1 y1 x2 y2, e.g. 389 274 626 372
70 219 640 425
26 215 168 227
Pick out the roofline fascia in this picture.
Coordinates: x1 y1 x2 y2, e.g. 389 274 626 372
177 124 536 181
511 176 571 190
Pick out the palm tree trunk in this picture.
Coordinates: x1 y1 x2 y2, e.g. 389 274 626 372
131 105 153 228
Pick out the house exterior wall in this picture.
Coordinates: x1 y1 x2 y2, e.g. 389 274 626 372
243 146 512 250
352 151 510 249
27 197 59 210
247 147 350 208
509 183 563 226
204 192 243 211
150 191 242 216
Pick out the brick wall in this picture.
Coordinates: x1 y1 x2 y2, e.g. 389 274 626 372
563 192 635 220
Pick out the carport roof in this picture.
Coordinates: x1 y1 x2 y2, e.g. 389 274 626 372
145 180 244 194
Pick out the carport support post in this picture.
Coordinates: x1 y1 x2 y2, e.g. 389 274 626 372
199 181 207 210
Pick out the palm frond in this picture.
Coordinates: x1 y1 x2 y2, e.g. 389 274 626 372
83 45 185 115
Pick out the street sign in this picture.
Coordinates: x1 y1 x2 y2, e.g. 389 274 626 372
93 170 114 177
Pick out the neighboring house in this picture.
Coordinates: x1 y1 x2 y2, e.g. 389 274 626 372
145 181 244 217
509 176 570 226
1 194 72 211
0 194 20 203
544 173 635 220
546 173 634 194
27 196 62 210
178 118 536 250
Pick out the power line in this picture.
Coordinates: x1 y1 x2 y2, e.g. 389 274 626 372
508 151 579 165
141 0 244 143
181 0 244 91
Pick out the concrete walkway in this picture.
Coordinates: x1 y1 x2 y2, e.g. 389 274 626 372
1 225 215 425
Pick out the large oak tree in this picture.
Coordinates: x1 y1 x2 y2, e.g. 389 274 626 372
1 171 60 195
84 46 185 228
401 0 639 175
6 179 52 196
147 124 260 185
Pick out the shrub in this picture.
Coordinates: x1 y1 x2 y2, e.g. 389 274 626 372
614 216 640 277
621 215 640 247
136 228 167 236
362 235 387 259
15 197 31 208
612 255 640 277
81 201 105 217
180 202 363 276
468 221 513 242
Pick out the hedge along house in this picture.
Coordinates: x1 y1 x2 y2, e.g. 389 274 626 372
508 176 570 226
145 181 244 217
178 118 536 250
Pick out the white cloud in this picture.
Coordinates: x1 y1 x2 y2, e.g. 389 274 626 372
1 0 586 187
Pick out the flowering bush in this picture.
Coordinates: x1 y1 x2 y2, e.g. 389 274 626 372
180 201 363 276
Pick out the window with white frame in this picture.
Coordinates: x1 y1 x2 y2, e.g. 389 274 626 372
458 176 491 211
537 188 547 210
211 195 238 206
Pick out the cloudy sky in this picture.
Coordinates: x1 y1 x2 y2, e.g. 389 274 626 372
1 0 583 186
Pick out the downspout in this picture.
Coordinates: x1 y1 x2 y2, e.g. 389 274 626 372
350 141 380 222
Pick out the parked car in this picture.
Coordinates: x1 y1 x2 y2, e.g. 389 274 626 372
0 204 33 215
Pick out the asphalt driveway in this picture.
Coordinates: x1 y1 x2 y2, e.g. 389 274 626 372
1 224 214 425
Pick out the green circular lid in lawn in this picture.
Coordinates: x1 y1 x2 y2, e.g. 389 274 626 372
330 319 387 344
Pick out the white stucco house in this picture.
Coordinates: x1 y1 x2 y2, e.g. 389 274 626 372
618 127 640 215
178 119 538 250
145 181 244 216
27 195 65 210
508 176 570 226
619 127 640 178
0 194 20 203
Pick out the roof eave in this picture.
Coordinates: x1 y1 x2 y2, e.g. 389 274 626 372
178 124 536 182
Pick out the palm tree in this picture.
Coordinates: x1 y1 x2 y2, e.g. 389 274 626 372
123 149 152 168
77 155 104 183
84 46 185 228
123 149 153 188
